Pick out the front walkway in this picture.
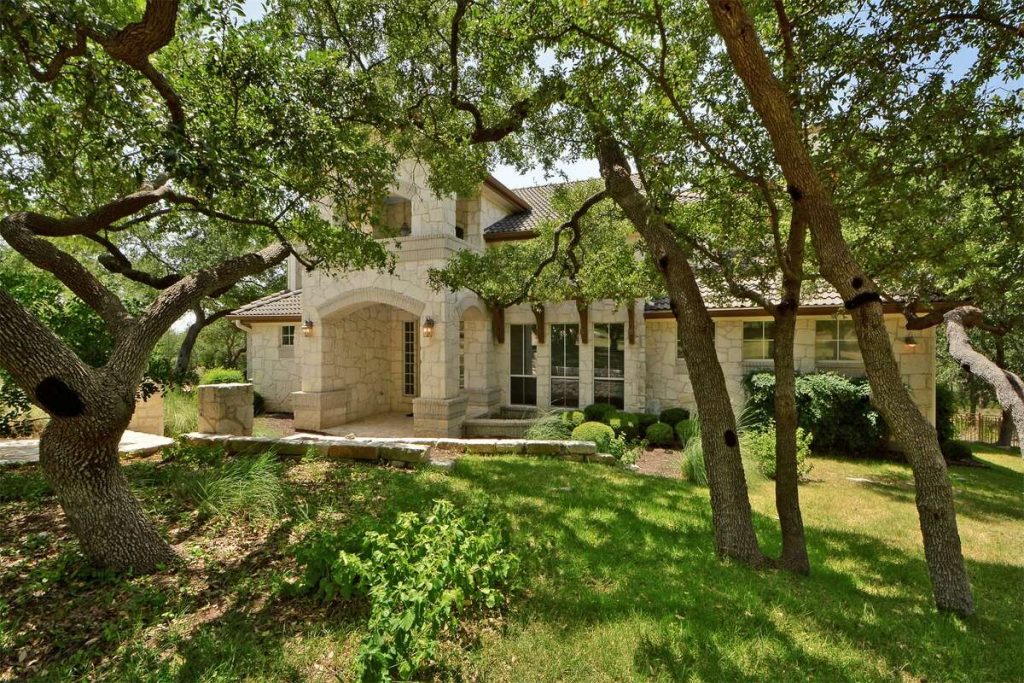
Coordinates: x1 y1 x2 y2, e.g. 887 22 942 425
0 430 175 466
321 411 416 438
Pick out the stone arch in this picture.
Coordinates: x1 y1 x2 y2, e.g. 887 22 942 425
318 287 426 321
455 292 488 322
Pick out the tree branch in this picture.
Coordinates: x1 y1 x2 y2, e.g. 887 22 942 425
88 234 183 289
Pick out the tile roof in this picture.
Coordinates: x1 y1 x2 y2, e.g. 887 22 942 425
227 289 302 320
645 284 848 314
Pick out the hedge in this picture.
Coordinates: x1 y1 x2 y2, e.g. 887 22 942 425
583 403 619 424
571 422 616 451
645 421 674 447
200 367 245 385
659 407 690 426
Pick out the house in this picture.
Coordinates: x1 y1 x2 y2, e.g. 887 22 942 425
228 160 936 436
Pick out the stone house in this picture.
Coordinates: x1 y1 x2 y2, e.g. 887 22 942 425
228 161 936 437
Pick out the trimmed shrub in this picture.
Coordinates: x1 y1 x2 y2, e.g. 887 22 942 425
609 411 641 440
571 421 616 451
659 407 690 426
935 382 957 443
525 412 574 440
675 419 699 448
743 371 888 456
560 410 586 428
940 439 973 463
645 421 674 447
636 412 659 433
199 367 245 385
583 402 619 423
680 416 707 486
741 426 813 481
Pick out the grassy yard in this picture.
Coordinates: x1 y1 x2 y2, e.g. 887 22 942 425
0 444 1021 681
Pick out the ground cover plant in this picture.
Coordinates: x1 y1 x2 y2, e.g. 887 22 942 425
0 443 1020 681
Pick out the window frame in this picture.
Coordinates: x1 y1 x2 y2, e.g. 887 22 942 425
593 322 626 409
509 324 538 406
741 321 775 361
402 321 416 396
280 325 295 347
815 318 862 362
550 323 580 408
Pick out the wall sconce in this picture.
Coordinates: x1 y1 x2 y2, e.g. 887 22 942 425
904 335 918 349
422 317 435 337
302 319 315 337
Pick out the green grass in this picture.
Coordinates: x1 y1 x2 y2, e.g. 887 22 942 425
0 445 1020 681
162 387 197 437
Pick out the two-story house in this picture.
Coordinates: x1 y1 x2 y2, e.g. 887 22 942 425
228 160 937 437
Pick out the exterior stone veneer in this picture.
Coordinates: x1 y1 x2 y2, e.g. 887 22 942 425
128 392 164 436
197 383 254 436
413 395 469 437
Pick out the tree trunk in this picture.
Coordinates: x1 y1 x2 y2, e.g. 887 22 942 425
175 308 206 379
592 126 767 567
39 414 177 573
994 336 1017 449
707 0 974 614
772 301 810 574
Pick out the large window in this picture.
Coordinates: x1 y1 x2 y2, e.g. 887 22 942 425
281 325 295 347
510 324 537 405
403 321 416 396
550 324 580 407
742 321 775 360
816 319 861 361
594 323 625 408
677 320 715 358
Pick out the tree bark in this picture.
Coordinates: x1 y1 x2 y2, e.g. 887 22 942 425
708 0 974 614
592 124 767 567
174 306 231 380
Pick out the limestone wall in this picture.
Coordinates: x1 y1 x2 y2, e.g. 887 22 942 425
129 392 164 435
197 383 254 436
246 323 300 412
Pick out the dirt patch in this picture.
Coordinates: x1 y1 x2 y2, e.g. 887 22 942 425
255 413 296 437
633 447 683 479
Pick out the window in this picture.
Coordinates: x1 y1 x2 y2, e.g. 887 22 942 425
742 321 775 360
281 325 295 347
550 324 580 407
403 321 416 396
594 323 625 409
677 320 715 358
458 321 466 390
510 324 537 405
816 319 861 361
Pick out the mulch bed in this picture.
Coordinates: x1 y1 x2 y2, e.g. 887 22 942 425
632 447 683 479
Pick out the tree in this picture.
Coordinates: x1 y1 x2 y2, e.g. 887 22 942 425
0 0 400 571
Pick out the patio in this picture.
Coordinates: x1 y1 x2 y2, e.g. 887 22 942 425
321 411 417 438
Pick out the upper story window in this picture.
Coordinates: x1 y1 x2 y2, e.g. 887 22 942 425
677 320 715 358
281 325 295 347
375 195 411 238
594 323 625 409
742 321 774 360
816 319 861 361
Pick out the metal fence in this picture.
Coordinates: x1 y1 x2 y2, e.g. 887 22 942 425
953 413 1018 448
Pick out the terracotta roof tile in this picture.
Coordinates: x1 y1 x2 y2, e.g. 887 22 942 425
228 289 302 320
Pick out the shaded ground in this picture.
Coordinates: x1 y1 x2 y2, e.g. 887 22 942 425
0 444 1020 681
632 447 683 479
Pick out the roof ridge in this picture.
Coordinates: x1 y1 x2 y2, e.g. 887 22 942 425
510 176 605 192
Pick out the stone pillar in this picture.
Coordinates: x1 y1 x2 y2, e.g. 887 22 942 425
414 301 468 436
129 391 165 435
197 383 254 436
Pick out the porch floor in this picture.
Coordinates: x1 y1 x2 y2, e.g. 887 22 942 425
319 411 417 438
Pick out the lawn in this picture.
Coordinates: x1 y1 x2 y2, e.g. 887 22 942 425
0 444 1021 681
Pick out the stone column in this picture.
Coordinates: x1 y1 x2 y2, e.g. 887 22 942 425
414 301 468 436
197 383 254 436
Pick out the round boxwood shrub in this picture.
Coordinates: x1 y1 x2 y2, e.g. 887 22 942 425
675 419 699 448
741 426 813 481
637 413 659 433
583 402 619 423
940 439 973 463
609 411 641 440
645 421 674 447
571 421 616 451
200 367 245 385
560 410 586 428
659 407 690 426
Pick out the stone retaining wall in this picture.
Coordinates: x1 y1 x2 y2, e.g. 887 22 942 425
197 383 254 436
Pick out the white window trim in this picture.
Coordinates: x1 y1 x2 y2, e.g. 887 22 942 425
280 325 295 347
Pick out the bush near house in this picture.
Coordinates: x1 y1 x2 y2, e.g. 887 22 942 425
675 419 699 447
636 412 659 434
659 407 690 426
571 421 616 451
608 411 641 440
645 421 675 447
560 410 586 428
524 412 574 440
583 402 619 423
199 367 245 385
743 371 889 456
741 426 814 481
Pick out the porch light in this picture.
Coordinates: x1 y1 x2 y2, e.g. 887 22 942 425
904 335 918 349
302 319 315 337
422 317 435 337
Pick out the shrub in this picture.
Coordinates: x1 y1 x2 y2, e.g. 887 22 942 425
163 387 198 437
199 367 245 385
560 410 586 428
583 402 618 423
608 411 641 440
935 382 957 443
171 452 284 521
571 421 616 451
743 370 888 456
636 412 659 433
253 391 266 416
940 439 973 463
675 419 699 448
296 500 519 681
741 426 813 481
645 421 674 447
525 412 573 440
680 417 707 486
659 407 690 426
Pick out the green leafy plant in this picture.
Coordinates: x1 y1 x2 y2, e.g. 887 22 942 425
199 368 246 385
560 410 586 428
644 422 674 447
583 402 619 423
525 412 574 440
608 411 641 440
741 426 814 481
571 421 616 451
940 439 973 463
636 412 659 433
675 419 699 447
295 500 519 681
658 407 690 426
171 452 284 521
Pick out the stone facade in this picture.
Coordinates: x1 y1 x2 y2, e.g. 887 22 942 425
128 392 164 436
197 383 254 436
236 164 939 436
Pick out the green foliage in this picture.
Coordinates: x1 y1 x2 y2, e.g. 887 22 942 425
163 388 198 437
524 412 573 440
658 407 690 426
199 368 246 385
935 382 957 443
170 452 284 522
253 391 266 417
583 403 618 423
644 422 674 447
0 467 52 503
0 376 33 437
742 427 814 481
743 371 889 456
680 417 707 486
675 419 699 447
161 441 227 467
940 440 974 463
561 410 586 428
571 421 616 451
636 413 659 433
608 411 641 440
295 499 519 681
